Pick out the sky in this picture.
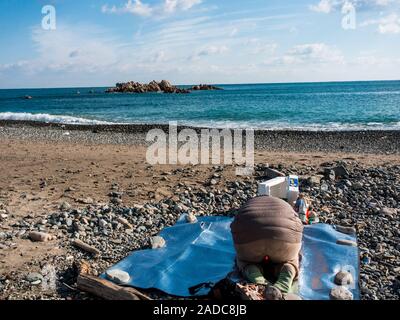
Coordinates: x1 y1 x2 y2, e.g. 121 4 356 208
0 0 400 88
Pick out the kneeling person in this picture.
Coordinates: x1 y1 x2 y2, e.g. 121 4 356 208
231 196 304 299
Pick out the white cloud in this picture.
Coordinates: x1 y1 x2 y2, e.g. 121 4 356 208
361 13 400 33
283 43 344 64
102 0 153 16
310 0 338 13
102 0 202 17
189 45 228 60
309 0 399 13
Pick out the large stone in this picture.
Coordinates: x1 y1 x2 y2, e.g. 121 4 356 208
26 272 43 285
330 286 353 300
334 271 354 286
332 165 349 179
307 175 322 186
150 236 166 249
106 269 131 284
29 231 54 242
186 213 198 224
59 201 71 211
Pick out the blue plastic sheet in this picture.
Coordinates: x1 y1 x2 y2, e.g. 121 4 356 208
103 216 360 300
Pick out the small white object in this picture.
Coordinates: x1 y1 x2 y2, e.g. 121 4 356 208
258 175 299 207
106 269 131 284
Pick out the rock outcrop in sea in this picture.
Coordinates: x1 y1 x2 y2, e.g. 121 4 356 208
106 80 222 94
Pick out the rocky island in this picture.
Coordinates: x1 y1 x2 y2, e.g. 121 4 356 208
106 80 222 94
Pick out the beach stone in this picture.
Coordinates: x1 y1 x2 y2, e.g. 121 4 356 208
78 197 93 205
335 225 356 235
380 207 396 217
106 269 130 284
186 213 198 224
333 165 349 178
308 176 322 186
335 271 354 286
283 293 302 300
29 231 54 242
150 236 166 249
330 286 353 300
116 217 133 229
26 272 43 285
265 286 283 300
59 201 71 211
324 169 336 181
352 182 363 190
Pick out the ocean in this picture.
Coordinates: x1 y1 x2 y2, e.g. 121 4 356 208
0 80 399 130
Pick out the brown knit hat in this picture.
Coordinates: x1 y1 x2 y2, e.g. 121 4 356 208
231 196 304 245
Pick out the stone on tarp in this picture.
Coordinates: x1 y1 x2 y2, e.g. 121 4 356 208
334 271 354 286
105 269 131 285
150 236 166 249
186 213 198 224
330 286 353 300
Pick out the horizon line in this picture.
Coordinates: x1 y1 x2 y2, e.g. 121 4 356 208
0 78 399 90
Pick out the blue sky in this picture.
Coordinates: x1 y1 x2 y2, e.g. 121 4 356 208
0 0 399 88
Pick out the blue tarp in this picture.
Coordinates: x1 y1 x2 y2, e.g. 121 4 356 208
103 215 360 300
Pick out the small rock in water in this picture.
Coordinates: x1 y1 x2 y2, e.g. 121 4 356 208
334 271 354 286
106 269 130 284
150 236 166 249
330 286 353 300
186 213 198 224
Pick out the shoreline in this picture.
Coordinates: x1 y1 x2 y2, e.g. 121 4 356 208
1 119 400 154
2 119 400 133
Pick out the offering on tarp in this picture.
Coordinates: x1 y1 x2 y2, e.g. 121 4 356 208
258 175 299 207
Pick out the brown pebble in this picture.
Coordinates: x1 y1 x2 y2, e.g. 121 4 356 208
335 225 356 235
29 231 54 242
334 271 354 286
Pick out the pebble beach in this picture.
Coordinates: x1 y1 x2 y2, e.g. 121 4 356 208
0 121 399 300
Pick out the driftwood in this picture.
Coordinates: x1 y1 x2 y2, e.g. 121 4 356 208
77 274 152 300
72 239 101 256
235 283 265 300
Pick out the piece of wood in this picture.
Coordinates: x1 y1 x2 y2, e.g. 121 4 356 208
77 274 152 300
72 239 101 256
235 283 265 300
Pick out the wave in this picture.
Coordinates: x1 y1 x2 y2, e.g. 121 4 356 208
0 112 112 125
178 120 400 131
0 112 399 131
